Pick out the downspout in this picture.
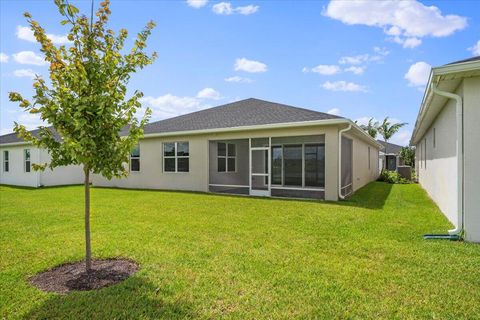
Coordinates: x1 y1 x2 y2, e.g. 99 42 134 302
338 124 352 200
424 81 463 239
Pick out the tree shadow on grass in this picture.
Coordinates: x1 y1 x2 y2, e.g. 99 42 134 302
333 182 393 210
24 276 195 320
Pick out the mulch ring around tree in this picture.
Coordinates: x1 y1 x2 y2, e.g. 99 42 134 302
29 258 139 294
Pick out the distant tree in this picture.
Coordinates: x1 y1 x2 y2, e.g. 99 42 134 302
360 118 379 139
9 0 156 272
400 146 415 167
378 117 407 155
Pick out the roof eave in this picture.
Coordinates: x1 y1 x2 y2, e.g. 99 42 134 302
410 59 480 145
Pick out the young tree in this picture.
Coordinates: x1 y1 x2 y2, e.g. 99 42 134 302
360 117 379 139
9 0 156 272
378 117 407 155
400 146 415 167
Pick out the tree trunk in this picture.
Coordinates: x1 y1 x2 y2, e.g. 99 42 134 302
84 166 92 272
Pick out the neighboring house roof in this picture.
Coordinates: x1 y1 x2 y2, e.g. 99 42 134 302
1 98 380 147
411 56 480 145
377 140 403 155
0 127 60 145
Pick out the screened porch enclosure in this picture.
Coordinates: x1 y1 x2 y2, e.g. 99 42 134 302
208 135 326 199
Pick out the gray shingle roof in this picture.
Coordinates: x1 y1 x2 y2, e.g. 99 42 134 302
1 98 342 144
0 127 60 145
142 98 342 135
377 140 403 154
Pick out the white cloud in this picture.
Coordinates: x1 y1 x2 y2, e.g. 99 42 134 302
212 2 233 15
224 76 253 83
324 0 467 48
12 51 47 66
212 2 259 15
405 61 431 87
140 94 212 120
322 80 367 92
327 108 341 116
234 58 267 73
235 5 259 15
303 64 340 75
13 69 37 79
16 25 71 45
390 130 411 146
197 87 221 100
468 40 480 56
373 46 390 56
344 66 365 75
186 0 208 8
0 52 8 63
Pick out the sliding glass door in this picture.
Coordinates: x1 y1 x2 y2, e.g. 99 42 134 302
271 143 325 189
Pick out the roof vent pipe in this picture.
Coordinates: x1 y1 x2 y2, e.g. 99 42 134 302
430 82 464 236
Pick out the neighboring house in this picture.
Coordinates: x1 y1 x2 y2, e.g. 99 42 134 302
377 140 404 172
0 128 84 187
1 98 381 201
411 56 480 242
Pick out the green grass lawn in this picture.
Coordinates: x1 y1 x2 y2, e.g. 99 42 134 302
1 182 479 319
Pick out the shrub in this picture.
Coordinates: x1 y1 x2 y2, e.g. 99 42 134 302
378 170 411 184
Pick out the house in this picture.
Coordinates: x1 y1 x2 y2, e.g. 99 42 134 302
0 128 84 187
1 98 381 201
411 56 480 242
377 140 404 171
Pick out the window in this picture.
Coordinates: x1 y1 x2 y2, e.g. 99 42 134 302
217 142 236 172
24 149 31 173
304 144 325 187
368 147 371 170
433 128 436 148
130 144 140 172
164 142 189 172
3 150 9 172
283 145 303 186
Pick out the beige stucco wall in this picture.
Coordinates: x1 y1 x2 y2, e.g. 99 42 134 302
463 77 480 242
415 84 460 226
93 124 380 201
346 132 380 192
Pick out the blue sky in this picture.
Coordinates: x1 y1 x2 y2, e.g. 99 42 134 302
1 0 479 145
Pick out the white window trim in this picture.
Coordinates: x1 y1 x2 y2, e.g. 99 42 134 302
130 145 140 173
3 150 9 173
24 149 31 173
217 142 236 173
163 141 189 173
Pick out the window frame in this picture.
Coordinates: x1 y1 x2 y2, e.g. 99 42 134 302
163 141 190 173
24 149 31 173
130 144 140 172
3 150 9 172
217 142 236 173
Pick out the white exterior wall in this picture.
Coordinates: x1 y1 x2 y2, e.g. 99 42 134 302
39 149 84 186
0 145 40 187
463 77 480 242
415 86 460 226
0 145 83 187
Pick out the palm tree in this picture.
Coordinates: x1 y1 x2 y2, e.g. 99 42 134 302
360 118 379 139
378 117 407 155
